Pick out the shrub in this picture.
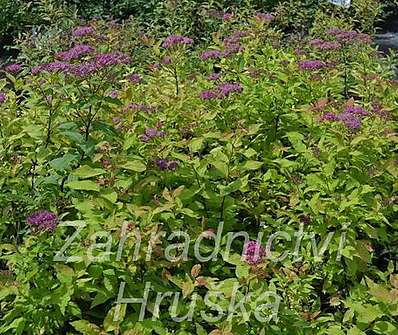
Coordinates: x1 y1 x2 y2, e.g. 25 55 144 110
0 7 397 335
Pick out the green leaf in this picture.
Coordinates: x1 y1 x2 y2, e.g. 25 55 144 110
103 306 126 332
353 303 383 324
72 165 105 179
220 179 241 196
241 160 263 171
236 264 250 278
121 160 147 172
373 321 398 335
196 323 208 335
66 180 100 192
101 191 118 204
190 138 204 152
49 153 78 172
286 132 306 153
70 320 101 335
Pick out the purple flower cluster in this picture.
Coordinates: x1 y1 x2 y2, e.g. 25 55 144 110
56 44 94 61
112 116 128 130
200 50 223 61
162 35 194 49
344 105 368 116
327 28 371 44
67 62 98 77
297 60 325 71
0 92 6 104
200 82 243 100
72 26 95 38
222 13 234 21
156 159 179 171
4 63 22 73
321 104 368 129
95 52 130 67
206 72 221 81
337 113 362 129
124 103 156 113
27 210 58 232
224 30 248 45
208 10 233 20
255 12 275 22
243 240 267 265
32 61 70 74
223 31 248 57
32 52 130 77
309 39 341 51
161 56 172 65
140 128 166 142
108 90 118 98
127 73 142 84
294 49 308 56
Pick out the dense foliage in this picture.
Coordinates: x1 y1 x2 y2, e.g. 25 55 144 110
0 0 396 43
0 5 397 335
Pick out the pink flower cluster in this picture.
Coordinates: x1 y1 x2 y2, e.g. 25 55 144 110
127 73 142 84
243 240 267 265
206 72 221 81
200 82 243 100
27 210 59 233
0 92 6 104
56 44 94 61
124 103 156 113
327 28 371 44
140 128 166 142
162 35 194 49
255 12 275 22
309 39 341 51
72 26 95 38
200 50 224 61
321 104 368 129
156 159 179 171
208 10 234 20
297 60 326 71
4 63 22 73
32 52 130 77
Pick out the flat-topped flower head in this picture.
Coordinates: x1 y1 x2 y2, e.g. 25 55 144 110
255 12 275 22
337 113 361 129
309 39 341 51
200 90 218 100
73 26 95 37
140 127 166 142
223 30 248 45
321 112 339 122
222 13 234 21
4 63 22 73
327 28 371 44
27 210 59 233
162 35 193 49
156 159 179 171
243 240 267 265
200 50 223 61
345 105 368 116
297 60 325 71
67 62 97 77
127 73 142 84
206 72 221 81
31 62 70 75
0 92 6 104
94 52 130 67
124 103 156 113
200 82 243 100
217 82 243 97
56 44 94 61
